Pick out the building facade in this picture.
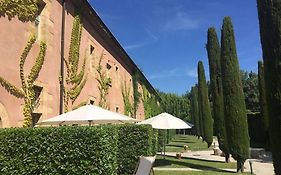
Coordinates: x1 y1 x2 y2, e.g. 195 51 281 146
0 0 157 127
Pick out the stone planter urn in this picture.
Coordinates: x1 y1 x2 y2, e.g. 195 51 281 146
176 152 182 159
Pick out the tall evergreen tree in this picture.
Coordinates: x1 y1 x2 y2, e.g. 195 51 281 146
197 61 213 147
220 17 250 173
206 27 230 162
258 61 269 149
191 86 200 137
257 1 281 173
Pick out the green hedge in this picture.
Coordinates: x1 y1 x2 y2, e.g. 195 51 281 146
0 124 156 175
117 124 157 175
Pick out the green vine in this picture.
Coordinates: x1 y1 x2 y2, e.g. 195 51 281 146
0 0 40 22
121 81 133 116
142 85 161 119
0 34 47 127
132 70 141 117
73 100 88 110
64 14 87 112
96 53 111 109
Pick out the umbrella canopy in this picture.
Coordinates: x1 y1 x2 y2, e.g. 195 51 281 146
138 113 192 129
37 104 138 126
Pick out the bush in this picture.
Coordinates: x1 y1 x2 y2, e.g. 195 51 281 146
117 124 157 175
0 124 157 175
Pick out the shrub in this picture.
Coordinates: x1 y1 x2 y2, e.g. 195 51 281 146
117 124 157 175
0 124 157 175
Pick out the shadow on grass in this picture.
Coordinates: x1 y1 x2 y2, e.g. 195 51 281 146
169 140 197 144
154 155 234 173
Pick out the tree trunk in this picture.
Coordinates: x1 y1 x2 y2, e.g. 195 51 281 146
236 160 245 173
225 153 230 163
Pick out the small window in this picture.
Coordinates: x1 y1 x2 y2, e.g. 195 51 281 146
32 113 42 127
115 107 119 113
0 117 2 128
115 66 118 71
33 85 43 108
106 63 112 70
89 100 95 105
90 45 95 55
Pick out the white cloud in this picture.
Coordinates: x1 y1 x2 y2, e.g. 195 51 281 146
124 42 146 50
149 67 197 80
163 12 200 31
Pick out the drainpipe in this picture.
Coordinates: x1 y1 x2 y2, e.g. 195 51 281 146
59 0 66 114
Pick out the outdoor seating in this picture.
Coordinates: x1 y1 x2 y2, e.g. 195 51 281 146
133 155 156 175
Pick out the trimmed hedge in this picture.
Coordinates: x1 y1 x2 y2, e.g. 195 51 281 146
0 124 156 175
117 124 157 175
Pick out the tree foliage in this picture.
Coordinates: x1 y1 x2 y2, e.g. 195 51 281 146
158 91 191 122
190 86 200 137
206 27 229 160
240 70 259 112
221 17 249 172
197 61 213 147
258 61 269 147
257 0 281 172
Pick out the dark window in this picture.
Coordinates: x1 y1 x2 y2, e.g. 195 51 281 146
115 107 119 113
90 45 95 55
33 86 43 108
32 113 42 127
106 63 112 70
0 117 2 128
89 100 95 105
116 66 118 71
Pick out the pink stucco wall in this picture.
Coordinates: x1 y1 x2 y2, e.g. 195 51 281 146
0 0 151 127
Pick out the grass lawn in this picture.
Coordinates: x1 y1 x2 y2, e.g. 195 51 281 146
154 170 251 175
153 135 252 175
165 135 212 152
154 156 236 169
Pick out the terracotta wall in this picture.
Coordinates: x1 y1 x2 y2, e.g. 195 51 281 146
0 0 152 127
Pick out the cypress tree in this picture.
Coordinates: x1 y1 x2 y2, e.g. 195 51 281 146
206 27 230 162
191 86 200 137
258 61 269 149
221 17 250 173
257 1 281 173
197 61 213 147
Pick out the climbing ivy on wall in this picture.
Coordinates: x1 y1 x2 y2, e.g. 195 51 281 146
132 70 141 117
96 53 111 109
0 0 40 22
121 81 133 116
64 14 87 112
0 34 47 127
142 85 162 119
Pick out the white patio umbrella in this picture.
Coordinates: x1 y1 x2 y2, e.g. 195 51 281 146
138 112 192 158
36 104 138 126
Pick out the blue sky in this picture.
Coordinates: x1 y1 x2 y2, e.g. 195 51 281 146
89 0 262 95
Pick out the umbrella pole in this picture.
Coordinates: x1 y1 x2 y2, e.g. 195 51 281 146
163 129 166 159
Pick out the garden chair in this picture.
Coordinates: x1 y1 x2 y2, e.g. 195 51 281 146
133 155 156 175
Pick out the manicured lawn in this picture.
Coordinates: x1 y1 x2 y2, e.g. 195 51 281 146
154 170 251 175
165 135 212 152
153 135 252 175
154 156 236 169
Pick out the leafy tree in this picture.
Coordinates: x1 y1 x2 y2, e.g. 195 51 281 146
240 70 259 112
158 92 191 122
191 86 200 137
197 61 213 147
258 61 269 149
221 17 249 173
257 1 281 172
206 27 230 162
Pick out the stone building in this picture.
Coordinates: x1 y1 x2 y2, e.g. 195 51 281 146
0 0 157 127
